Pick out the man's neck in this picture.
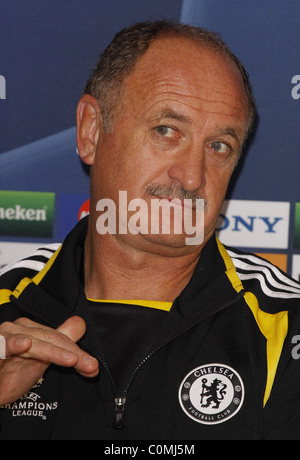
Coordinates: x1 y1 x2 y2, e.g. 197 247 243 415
84 227 203 303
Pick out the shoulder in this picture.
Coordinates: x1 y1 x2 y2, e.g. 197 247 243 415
225 245 300 304
0 244 61 303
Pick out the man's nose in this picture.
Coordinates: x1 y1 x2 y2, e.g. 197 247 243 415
167 147 206 192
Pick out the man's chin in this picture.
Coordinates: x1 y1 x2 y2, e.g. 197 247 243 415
135 232 205 256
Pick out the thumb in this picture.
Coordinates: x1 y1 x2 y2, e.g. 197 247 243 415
57 316 87 343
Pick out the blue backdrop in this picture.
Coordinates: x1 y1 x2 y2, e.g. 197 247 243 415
0 0 299 277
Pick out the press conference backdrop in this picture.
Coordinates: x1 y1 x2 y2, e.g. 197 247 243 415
0 1 299 279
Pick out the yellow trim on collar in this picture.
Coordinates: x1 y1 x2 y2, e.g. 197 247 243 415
0 289 13 306
87 298 173 312
216 237 244 293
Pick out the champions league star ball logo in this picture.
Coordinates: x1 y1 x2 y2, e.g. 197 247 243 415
179 364 245 425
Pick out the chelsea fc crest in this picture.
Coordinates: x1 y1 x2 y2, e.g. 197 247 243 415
179 363 245 425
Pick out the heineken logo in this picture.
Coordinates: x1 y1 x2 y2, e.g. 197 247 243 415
0 205 47 222
0 191 55 237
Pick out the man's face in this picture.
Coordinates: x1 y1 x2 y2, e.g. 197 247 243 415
90 36 248 255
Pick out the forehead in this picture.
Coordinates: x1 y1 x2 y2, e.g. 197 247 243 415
121 36 248 125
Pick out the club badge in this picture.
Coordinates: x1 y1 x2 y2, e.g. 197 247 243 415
179 363 245 425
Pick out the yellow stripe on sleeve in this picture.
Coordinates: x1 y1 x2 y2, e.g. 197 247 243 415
216 236 288 407
244 291 288 406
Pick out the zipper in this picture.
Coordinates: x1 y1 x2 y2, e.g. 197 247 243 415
10 291 244 430
78 346 127 429
83 350 126 429
114 396 127 429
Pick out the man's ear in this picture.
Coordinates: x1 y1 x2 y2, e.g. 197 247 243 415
76 94 102 166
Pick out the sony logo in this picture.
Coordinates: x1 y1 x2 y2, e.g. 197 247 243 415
216 200 290 249
217 216 282 233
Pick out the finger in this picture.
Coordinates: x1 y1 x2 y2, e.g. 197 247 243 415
14 317 43 328
2 335 32 359
0 322 79 367
23 327 99 377
57 316 87 343
13 316 86 346
13 317 86 362
1 317 99 377
57 316 99 377
15 316 86 342
76 355 99 378
18 336 80 367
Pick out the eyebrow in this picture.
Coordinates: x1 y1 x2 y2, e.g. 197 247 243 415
155 109 192 124
214 127 242 144
153 109 243 144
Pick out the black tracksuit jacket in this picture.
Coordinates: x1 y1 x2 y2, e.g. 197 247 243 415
1 217 300 440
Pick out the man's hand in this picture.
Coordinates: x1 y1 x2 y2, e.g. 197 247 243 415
0 316 99 405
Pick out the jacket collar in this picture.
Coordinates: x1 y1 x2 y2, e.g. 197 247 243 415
174 232 243 320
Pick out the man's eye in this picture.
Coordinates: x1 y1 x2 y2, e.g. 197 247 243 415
209 141 230 154
155 126 175 138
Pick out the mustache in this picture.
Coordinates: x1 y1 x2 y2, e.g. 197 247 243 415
145 183 207 209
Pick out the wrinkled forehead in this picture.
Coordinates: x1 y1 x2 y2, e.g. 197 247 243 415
121 36 248 125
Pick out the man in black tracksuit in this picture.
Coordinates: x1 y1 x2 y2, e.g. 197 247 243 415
1 217 300 439
1 21 300 440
